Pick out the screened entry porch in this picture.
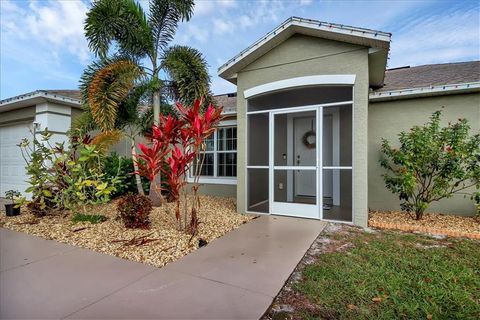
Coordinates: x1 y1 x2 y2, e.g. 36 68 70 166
246 84 353 223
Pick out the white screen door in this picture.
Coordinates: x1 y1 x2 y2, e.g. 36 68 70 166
270 107 319 218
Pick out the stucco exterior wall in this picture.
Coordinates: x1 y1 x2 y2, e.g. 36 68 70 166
187 183 236 198
235 34 370 226
368 92 480 216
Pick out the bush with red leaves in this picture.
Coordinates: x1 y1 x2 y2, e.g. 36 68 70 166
117 193 152 229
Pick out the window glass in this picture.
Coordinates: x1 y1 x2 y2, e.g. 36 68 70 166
218 152 237 177
193 153 214 176
195 126 237 178
204 133 214 151
217 127 237 151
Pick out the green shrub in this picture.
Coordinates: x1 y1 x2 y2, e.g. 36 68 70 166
102 153 149 197
380 110 480 220
18 129 122 216
72 213 107 224
117 193 152 229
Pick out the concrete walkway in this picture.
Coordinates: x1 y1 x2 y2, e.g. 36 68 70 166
1 216 326 319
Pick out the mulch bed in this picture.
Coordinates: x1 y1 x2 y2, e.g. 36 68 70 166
369 210 480 239
0 196 255 268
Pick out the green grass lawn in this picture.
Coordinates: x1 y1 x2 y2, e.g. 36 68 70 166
291 228 480 319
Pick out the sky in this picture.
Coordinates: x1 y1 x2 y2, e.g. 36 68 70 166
1 0 479 99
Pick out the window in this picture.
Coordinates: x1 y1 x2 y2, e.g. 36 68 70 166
192 126 237 181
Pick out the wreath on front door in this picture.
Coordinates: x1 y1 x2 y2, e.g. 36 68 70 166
302 130 316 149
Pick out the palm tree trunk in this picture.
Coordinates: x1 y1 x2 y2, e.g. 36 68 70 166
153 90 161 124
130 137 144 195
150 65 164 206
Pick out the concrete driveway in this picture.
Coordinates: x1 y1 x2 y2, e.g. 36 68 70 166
1 216 326 319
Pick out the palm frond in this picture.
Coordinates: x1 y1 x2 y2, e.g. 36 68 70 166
161 45 212 105
91 129 124 153
148 0 194 56
87 60 143 131
116 80 155 129
85 0 153 59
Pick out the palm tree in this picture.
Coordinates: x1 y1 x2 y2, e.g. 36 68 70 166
80 0 211 201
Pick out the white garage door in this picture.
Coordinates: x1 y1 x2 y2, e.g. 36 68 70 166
0 123 32 197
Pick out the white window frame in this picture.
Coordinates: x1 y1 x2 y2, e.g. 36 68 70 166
187 120 238 185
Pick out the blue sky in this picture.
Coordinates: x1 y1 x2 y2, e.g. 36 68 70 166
1 0 479 99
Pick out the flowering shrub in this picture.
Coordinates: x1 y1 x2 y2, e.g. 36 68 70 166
117 193 152 229
380 110 480 220
18 129 121 216
136 99 223 234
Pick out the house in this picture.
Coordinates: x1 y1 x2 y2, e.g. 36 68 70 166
0 90 83 197
1 17 478 226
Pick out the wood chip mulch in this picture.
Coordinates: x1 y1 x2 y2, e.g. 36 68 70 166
369 211 480 239
0 196 256 268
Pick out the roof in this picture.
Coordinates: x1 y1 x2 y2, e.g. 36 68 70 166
218 16 391 87
42 89 82 100
376 61 480 92
0 90 82 112
213 93 237 114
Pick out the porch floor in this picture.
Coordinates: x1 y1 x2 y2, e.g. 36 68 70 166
1 216 326 319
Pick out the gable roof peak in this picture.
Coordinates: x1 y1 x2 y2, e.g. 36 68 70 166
218 16 391 86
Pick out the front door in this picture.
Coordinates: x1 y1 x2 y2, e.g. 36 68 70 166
270 107 319 218
294 117 316 198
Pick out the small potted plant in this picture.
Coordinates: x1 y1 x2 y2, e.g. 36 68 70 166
4 190 22 216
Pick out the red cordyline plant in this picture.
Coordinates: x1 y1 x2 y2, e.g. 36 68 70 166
135 99 223 235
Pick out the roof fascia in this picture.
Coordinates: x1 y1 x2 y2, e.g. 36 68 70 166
0 91 81 112
369 82 480 102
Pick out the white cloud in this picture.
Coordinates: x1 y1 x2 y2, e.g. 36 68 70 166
389 6 480 67
300 0 312 5
2 0 90 63
213 18 235 34
195 0 237 16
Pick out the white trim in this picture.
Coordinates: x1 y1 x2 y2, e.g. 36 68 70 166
244 75 356 99
271 202 318 219
369 82 480 101
246 165 269 169
246 101 353 115
323 166 353 170
218 119 237 126
273 166 317 170
186 177 237 185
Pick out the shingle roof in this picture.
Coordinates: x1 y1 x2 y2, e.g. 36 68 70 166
4 61 477 111
213 93 237 114
375 61 480 92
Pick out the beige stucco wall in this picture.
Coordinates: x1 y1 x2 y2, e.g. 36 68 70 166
235 34 370 226
187 183 236 198
368 92 480 216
